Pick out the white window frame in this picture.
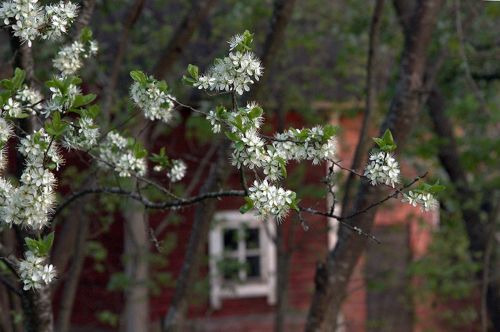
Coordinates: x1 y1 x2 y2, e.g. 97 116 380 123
209 210 276 309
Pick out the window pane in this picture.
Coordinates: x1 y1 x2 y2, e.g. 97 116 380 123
245 228 260 250
219 257 241 281
246 255 261 278
223 228 238 252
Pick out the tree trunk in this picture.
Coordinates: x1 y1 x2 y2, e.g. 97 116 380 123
123 201 150 332
305 1 444 330
427 88 500 331
55 209 91 332
153 0 219 79
163 140 231 332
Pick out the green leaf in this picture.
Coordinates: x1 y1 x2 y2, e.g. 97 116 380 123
157 80 168 91
323 124 337 139
381 129 395 145
0 79 14 90
12 68 25 91
24 237 39 253
45 112 68 137
225 131 240 142
373 129 397 152
182 75 197 86
72 94 96 108
130 70 147 84
80 27 93 43
248 106 263 119
107 272 130 291
240 197 254 214
290 196 300 212
187 64 199 80
87 105 100 118
44 232 55 251
96 311 119 327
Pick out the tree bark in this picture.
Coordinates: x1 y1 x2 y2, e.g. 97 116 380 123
163 140 231 332
54 208 91 332
153 0 219 79
123 201 150 332
341 0 385 218
305 1 444 331
73 0 97 37
426 88 500 331
101 0 146 119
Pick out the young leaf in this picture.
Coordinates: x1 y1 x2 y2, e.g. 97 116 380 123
240 197 254 214
187 64 199 80
130 70 147 84
72 94 96 108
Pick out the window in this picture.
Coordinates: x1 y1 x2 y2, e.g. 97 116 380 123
209 211 276 309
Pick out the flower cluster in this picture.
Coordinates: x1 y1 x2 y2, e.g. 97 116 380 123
402 191 438 212
0 117 13 146
18 251 56 291
231 128 265 169
130 77 176 124
248 180 295 221
53 39 98 76
43 2 79 40
18 129 64 170
0 0 79 47
364 151 400 187
98 132 147 177
1 129 61 229
273 126 337 164
44 82 81 116
0 117 12 171
167 159 187 182
2 85 43 118
194 35 263 95
63 116 100 150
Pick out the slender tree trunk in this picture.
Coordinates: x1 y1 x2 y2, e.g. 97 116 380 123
274 224 291 332
55 207 91 332
341 0 385 215
153 0 218 79
163 140 231 332
101 0 146 118
123 201 150 332
305 1 444 330
426 88 500 331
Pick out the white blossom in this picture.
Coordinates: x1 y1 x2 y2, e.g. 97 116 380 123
206 110 221 133
3 98 23 117
130 79 176 124
272 127 337 164
19 129 64 170
18 251 56 290
98 132 146 177
167 159 187 182
53 39 98 76
0 118 13 143
227 33 245 51
231 128 265 169
43 2 79 40
0 0 79 46
194 34 263 96
63 116 100 150
16 85 43 113
248 180 295 221
402 191 438 212
0 0 45 46
364 151 400 187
